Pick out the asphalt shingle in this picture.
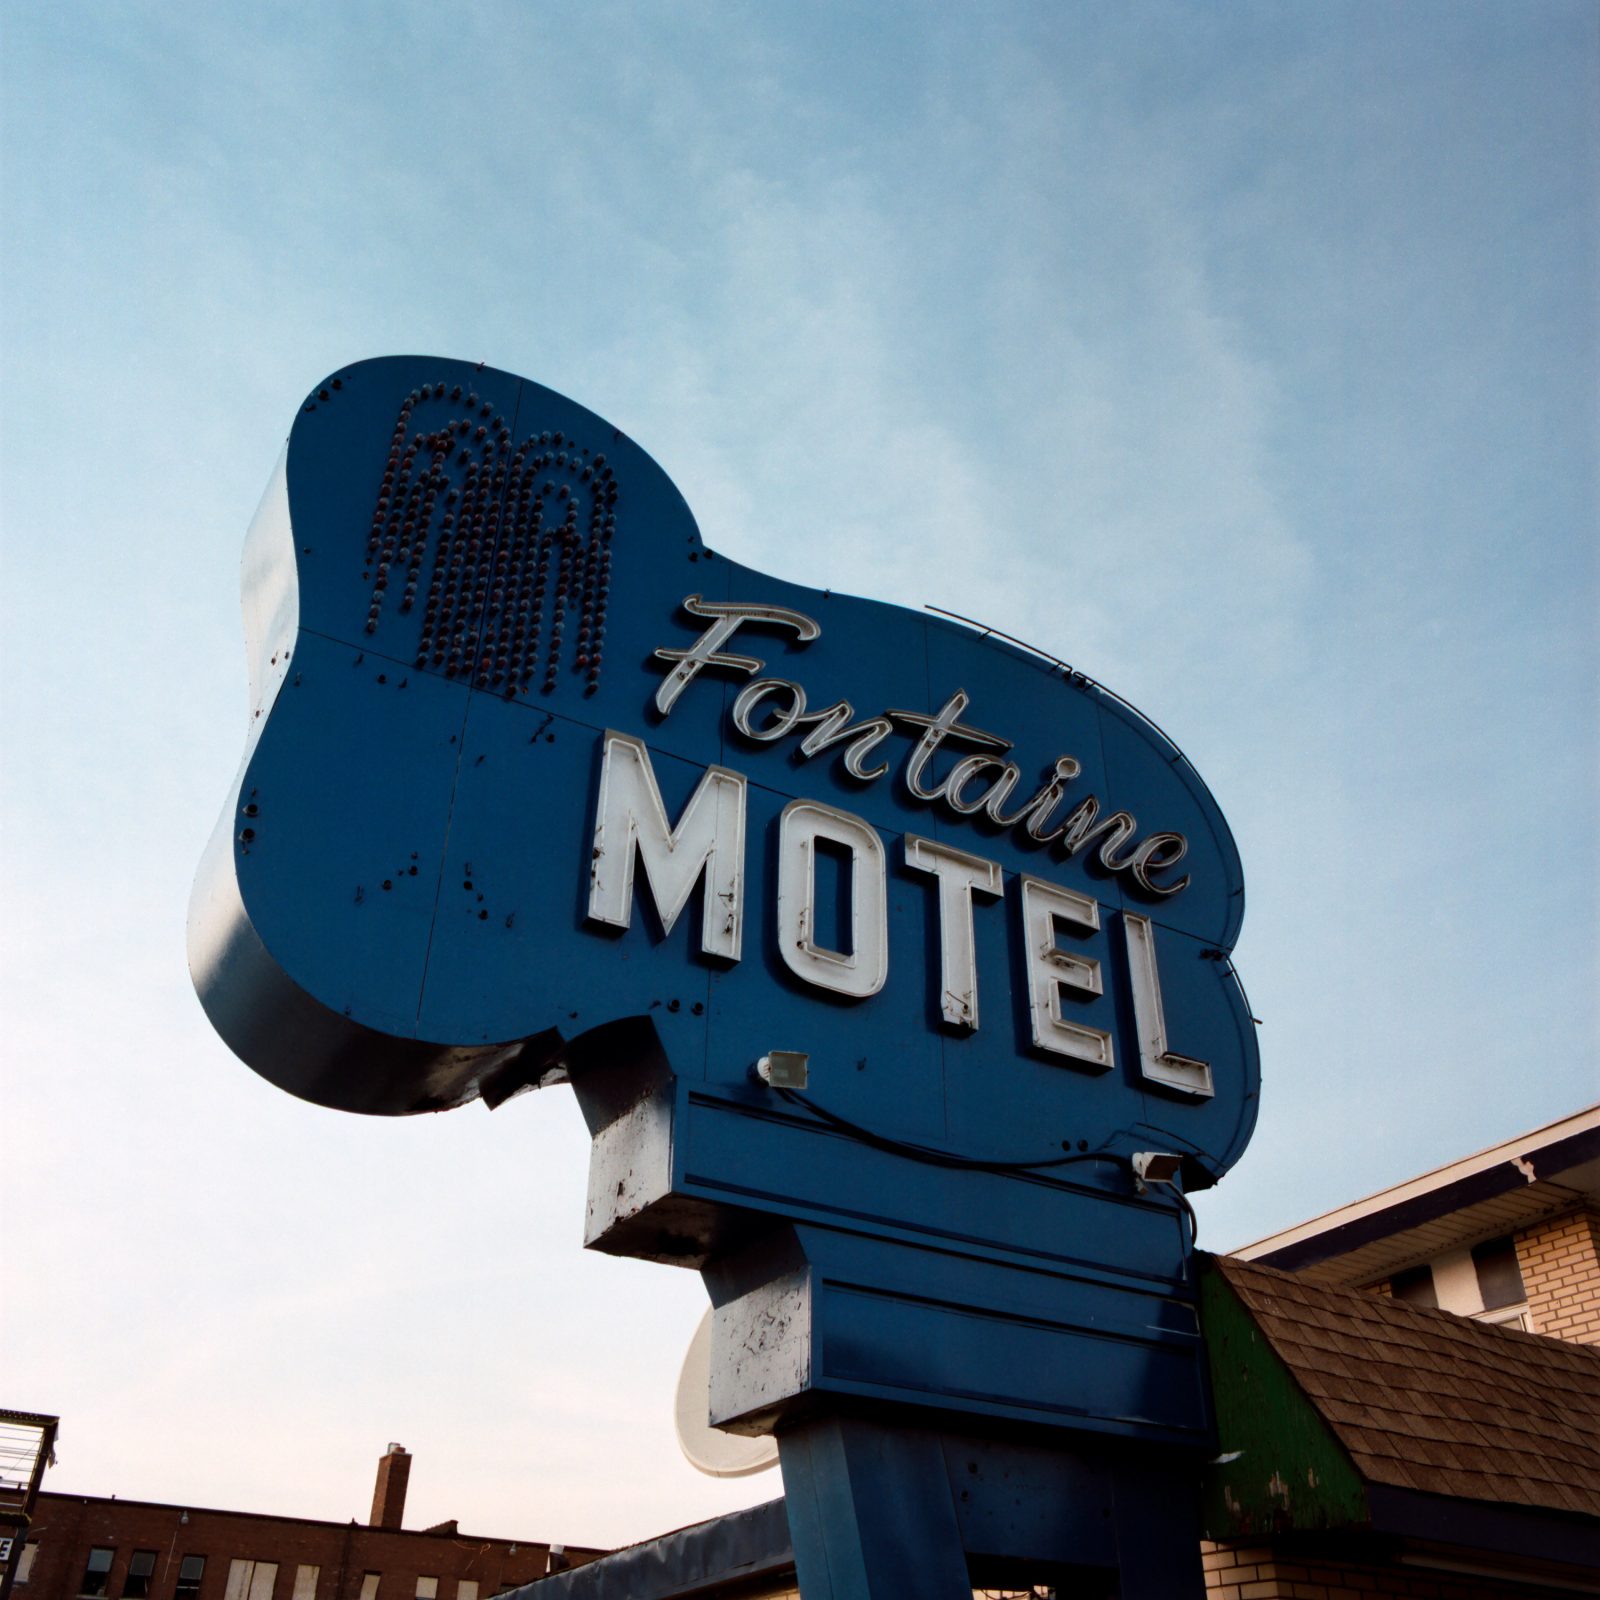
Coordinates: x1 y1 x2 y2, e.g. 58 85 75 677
1214 1255 1600 1519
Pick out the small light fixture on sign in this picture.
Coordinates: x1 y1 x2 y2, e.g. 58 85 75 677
1131 1151 1184 1194
754 1051 810 1091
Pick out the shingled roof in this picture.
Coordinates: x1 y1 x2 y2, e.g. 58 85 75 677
1209 1253 1600 1521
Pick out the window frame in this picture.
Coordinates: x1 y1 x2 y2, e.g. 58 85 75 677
80 1547 115 1598
124 1551 159 1600
174 1555 207 1600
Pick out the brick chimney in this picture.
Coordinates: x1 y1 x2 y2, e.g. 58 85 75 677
370 1443 411 1530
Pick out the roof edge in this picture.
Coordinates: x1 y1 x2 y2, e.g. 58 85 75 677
1235 1105 1600 1265
1364 1483 1600 1573
32 1490 594 1555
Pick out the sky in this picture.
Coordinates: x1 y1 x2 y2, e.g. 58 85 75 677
2 0 1596 1555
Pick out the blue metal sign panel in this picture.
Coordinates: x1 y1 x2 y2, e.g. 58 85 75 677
190 355 1260 1458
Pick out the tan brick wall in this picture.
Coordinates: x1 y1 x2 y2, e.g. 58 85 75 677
1202 1539 1549 1597
1202 1539 1277 1597
1514 1208 1600 1344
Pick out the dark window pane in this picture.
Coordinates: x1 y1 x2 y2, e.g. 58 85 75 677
176 1556 206 1600
125 1553 158 1600
1390 1265 1437 1308
1472 1236 1528 1311
81 1550 115 1598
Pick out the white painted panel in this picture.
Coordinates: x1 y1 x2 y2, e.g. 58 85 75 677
292 1566 318 1600
224 1561 253 1600
1430 1247 1484 1314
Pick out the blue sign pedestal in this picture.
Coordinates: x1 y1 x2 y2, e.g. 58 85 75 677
570 1043 1212 1598
779 1416 1206 1598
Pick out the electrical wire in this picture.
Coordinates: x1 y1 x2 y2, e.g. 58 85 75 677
1169 1186 1199 1248
772 1086 1060 1174
774 1085 1125 1175
773 1085 1198 1245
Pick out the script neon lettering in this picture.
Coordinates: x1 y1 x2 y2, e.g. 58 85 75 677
651 598 1191 898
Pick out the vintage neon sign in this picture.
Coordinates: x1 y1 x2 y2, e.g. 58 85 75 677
590 614 1209 1092
190 355 1259 1466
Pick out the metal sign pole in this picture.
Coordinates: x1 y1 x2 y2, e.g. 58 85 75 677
773 1412 1208 1598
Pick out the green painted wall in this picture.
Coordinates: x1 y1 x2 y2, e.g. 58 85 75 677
1198 1258 1370 1539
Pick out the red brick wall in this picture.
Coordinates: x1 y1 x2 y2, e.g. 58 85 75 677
13 1494 600 1600
369 1455 411 1533
1515 1209 1600 1344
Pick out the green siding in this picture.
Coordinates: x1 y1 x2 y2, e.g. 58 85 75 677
1198 1259 1370 1539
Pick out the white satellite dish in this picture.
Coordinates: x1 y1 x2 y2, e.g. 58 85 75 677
673 1309 780 1478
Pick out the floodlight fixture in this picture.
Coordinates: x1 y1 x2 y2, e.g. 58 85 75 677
754 1051 810 1090
1131 1150 1184 1194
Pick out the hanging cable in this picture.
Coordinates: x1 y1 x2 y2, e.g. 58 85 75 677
773 1085 1119 1176
773 1085 1198 1245
1169 1186 1199 1248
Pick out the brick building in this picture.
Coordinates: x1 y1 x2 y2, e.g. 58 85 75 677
1196 1253 1600 1598
1199 1104 1600 1598
1 1447 601 1600
1236 1104 1600 1341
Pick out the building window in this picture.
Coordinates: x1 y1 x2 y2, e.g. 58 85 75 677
80 1549 115 1598
1390 1264 1437 1308
175 1557 206 1600
1479 1303 1532 1331
224 1560 279 1600
1471 1235 1528 1310
415 1580 437 1599
124 1553 159 1600
291 1567 319 1600
359 1574 381 1600
456 1583 477 1600
3 1542 37 1584
1389 1239 1532 1325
